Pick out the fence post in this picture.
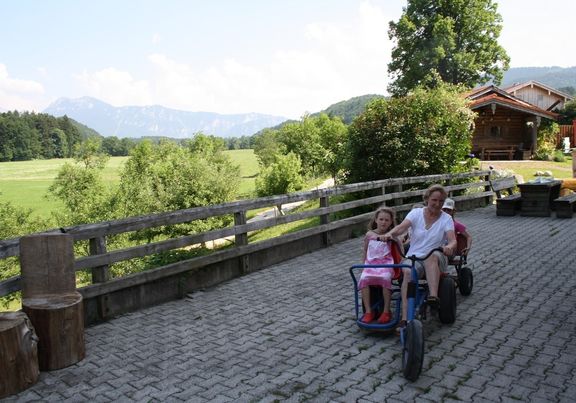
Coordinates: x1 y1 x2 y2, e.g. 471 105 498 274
234 211 249 274
89 236 110 319
485 173 493 205
320 194 331 247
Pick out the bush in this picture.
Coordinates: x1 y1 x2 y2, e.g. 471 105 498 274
345 84 475 183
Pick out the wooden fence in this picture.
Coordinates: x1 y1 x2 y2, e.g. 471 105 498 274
0 170 508 325
559 121 575 148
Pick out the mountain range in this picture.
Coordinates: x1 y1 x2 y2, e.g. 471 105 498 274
41 66 575 139
43 97 289 139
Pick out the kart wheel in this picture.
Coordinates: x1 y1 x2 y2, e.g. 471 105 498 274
402 319 424 381
458 266 473 296
439 277 456 324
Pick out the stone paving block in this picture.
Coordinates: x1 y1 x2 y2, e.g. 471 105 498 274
7 206 576 401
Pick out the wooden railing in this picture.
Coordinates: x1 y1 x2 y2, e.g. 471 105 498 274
0 170 504 325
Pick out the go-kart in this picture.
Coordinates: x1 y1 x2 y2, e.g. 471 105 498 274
448 232 473 296
349 240 457 381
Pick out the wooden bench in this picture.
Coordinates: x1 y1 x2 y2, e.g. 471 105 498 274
490 176 517 199
554 193 576 218
496 194 522 216
481 146 515 160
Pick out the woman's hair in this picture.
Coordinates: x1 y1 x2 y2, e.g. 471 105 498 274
368 206 397 231
423 184 448 202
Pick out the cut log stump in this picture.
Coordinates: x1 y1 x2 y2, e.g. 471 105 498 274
0 312 39 399
22 292 85 371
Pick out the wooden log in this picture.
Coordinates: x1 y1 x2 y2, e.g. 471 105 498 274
22 292 85 371
0 312 39 399
19 233 76 298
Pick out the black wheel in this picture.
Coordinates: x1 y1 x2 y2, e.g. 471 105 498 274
402 319 424 381
458 266 473 296
438 277 456 324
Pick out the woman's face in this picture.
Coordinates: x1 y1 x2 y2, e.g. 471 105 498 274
427 191 446 212
375 211 392 231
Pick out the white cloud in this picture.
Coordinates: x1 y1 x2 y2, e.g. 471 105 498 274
142 1 393 118
152 33 161 45
0 63 45 111
74 67 152 106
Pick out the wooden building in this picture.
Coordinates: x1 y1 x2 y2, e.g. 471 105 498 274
466 85 560 160
504 80 573 112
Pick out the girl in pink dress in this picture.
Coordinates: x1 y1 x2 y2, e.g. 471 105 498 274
359 206 398 324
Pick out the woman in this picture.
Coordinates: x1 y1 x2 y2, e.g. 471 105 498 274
382 184 457 332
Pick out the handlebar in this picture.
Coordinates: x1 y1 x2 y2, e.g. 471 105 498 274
384 237 444 262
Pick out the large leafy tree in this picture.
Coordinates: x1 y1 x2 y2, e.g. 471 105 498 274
345 84 475 183
388 0 510 96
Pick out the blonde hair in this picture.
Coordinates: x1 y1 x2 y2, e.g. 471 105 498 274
423 184 448 202
368 206 397 231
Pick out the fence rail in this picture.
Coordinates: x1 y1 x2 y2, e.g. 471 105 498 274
0 170 509 324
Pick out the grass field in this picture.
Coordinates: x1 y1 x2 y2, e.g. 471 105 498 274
480 156 574 181
0 150 259 219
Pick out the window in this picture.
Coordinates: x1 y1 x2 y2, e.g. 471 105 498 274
490 126 501 137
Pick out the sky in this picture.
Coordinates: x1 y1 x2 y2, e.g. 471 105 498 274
1 0 574 119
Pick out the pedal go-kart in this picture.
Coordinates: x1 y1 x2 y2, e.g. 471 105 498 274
448 233 473 296
349 240 457 381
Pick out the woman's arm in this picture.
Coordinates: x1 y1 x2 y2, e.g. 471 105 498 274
382 219 412 241
461 230 472 255
443 229 457 256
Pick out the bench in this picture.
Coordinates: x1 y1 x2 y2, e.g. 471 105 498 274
481 146 515 160
554 193 576 218
496 194 522 216
490 176 517 199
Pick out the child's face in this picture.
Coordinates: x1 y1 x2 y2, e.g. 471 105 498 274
376 211 392 231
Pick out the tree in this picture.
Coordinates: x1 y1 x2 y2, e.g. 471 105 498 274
115 140 240 238
255 152 304 213
253 128 285 168
388 0 510 96
345 84 475 184
74 137 109 169
559 99 576 124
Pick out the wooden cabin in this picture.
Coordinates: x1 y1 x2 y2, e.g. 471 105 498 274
466 85 559 160
504 81 573 112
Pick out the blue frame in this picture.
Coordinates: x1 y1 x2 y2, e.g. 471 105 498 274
349 261 428 333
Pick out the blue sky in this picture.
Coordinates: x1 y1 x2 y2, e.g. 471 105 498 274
1 0 574 119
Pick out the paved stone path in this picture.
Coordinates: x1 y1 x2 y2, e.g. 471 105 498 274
5 205 576 402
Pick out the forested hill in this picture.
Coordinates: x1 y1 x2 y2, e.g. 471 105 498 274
501 66 576 94
0 111 83 161
315 94 386 124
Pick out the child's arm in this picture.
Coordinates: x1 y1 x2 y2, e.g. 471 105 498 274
461 230 472 255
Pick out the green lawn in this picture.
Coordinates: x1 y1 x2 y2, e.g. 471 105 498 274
0 151 260 219
480 156 573 181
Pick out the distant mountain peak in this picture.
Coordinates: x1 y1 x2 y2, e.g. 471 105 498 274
43 97 289 138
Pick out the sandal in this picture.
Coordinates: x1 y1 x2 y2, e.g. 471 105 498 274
361 312 376 323
377 311 391 324
395 320 407 335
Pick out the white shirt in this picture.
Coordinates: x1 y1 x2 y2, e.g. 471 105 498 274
405 208 454 258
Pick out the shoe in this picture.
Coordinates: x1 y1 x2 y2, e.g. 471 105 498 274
427 296 440 307
361 312 376 323
377 311 391 324
395 320 407 335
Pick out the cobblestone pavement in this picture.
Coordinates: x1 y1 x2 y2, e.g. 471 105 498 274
5 205 576 402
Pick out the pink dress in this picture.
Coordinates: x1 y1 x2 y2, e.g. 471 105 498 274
358 238 394 290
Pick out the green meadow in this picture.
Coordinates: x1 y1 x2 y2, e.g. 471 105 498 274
0 149 259 219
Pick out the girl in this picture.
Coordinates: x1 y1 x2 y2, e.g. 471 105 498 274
359 206 398 324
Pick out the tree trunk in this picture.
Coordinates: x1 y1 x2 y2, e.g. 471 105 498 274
0 312 39 399
22 292 85 371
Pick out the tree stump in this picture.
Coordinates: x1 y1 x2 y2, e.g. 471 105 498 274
22 292 85 371
0 312 39 399
19 233 86 371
